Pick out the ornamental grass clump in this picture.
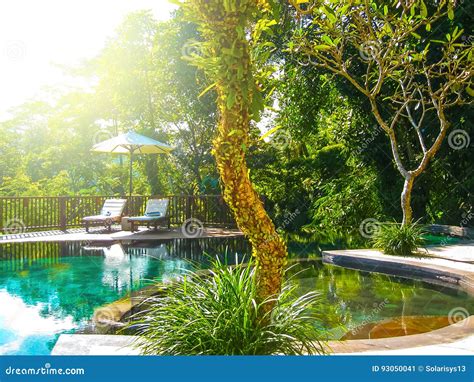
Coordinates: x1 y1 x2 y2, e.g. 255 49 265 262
372 222 425 257
131 258 327 355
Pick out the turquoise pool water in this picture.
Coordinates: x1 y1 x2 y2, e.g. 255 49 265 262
0 238 473 354
0 238 247 355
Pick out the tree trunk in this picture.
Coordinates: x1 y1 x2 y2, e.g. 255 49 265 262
401 175 415 225
183 1 288 315
214 102 288 309
212 35 288 312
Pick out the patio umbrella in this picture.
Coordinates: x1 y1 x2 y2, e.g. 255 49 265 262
91 131 173 196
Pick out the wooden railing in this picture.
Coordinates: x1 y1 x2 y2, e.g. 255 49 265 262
0 195 236 233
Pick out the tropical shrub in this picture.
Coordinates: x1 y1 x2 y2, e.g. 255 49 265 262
373 222 425 257
131 259 327 355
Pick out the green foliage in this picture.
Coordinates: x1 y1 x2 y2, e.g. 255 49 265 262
288 0 473 225
90 10 218 194
131 258 327 355
250 63 387 234
0 11 218 197
308 171 383 236
0 1 471 234
372 222 425 257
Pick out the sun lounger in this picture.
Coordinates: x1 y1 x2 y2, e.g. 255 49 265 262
128 198 170 232
83 198 127 232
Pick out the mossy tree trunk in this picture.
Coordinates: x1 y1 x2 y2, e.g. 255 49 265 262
214 66 288 309
182 0 288 311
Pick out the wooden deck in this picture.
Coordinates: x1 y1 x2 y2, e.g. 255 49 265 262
0 226 243 244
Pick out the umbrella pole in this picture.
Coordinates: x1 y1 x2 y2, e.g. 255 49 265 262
129 151 133 196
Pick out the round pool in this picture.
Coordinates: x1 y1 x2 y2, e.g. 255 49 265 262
290 261 474 340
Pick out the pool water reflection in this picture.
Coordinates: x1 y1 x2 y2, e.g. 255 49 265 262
0 238 248 355
0 238 473 354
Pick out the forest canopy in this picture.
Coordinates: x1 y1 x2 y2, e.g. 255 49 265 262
0 2 472 237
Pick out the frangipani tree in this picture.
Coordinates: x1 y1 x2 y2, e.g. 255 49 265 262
289 0 473 224
177 0 287 310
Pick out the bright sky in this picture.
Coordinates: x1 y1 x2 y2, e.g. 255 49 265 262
0 0 176 120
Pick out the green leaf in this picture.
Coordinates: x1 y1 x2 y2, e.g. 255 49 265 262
260 125 282 140
420 0 427 18
226 92 236 109
250 91 265 121
321 35 334 46
313 44 332 51
448 8 454 20
198 83 217 98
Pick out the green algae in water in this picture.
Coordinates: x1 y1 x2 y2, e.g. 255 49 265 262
290 261 474 339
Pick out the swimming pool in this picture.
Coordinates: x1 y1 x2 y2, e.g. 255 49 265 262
290 261 474 339
0 238 247 355
0 238 472 354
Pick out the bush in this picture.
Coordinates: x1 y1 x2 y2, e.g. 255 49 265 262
372 222 425 256
130 258 328 355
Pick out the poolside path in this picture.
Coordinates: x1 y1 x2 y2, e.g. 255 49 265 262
53 317 474 355
322 243 474 295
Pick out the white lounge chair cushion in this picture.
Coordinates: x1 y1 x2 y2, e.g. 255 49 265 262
83 215 119 221
128 198 169 223
83 199 127 222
